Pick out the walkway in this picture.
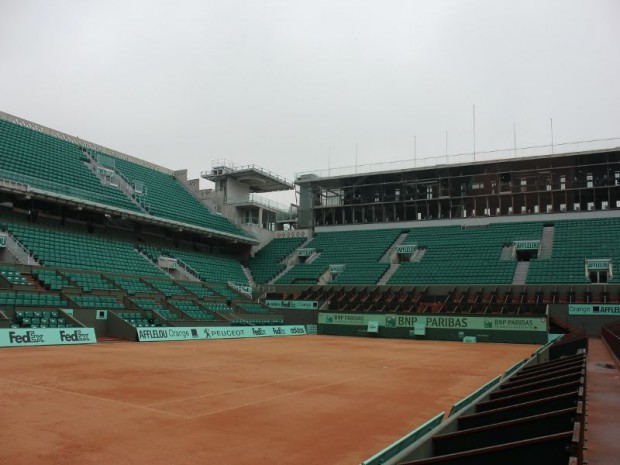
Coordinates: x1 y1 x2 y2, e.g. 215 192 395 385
585 338 620 465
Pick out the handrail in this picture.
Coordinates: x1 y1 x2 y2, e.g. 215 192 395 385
296 136 620 181
203 159 294 187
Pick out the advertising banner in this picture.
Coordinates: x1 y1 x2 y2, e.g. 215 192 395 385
318 313 547 332
266 300 318 310
137 325 307 342
0 328 97 347
568 304 620 316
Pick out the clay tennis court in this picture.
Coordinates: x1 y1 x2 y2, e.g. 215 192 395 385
0 335 537 465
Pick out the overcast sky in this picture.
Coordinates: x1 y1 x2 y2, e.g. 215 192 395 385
1 0 619 204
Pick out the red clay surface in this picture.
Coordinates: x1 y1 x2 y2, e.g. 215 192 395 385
0 336 537 465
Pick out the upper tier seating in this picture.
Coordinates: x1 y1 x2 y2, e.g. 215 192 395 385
0 119 141 212
108 276 156 295
0 291 66 307
276 229 401 285
389 222 543 285
528 218 620 284
107 151 249 237
0 118 250 239
64 272 116 292
247 236 307 284
169 299 216 321
32 269 75 291
179 281 219 298
7 222 167 277
141 245 248 285
143 279 189 297
0 265 33 286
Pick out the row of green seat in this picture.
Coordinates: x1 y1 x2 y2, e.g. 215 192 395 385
247 236 307 284
0 266 33 286
276 229 400 285
0 119 142 212
0 118 251 238
528 218 620 284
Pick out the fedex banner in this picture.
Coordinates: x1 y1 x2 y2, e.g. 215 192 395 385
0 328 97 347
137 325 307 342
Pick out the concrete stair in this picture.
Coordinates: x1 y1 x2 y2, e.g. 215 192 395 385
512 261 530 285
378 263 400 285
539 225 555 259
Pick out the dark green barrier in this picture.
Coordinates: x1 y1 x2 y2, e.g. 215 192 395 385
361 412 445 465
317 312 548 344
449 376 501 417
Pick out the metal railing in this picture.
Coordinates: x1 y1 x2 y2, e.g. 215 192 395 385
225 193 291 212
0 168 131 206
5 233 39 266
203 159 294 187
296 137 620 181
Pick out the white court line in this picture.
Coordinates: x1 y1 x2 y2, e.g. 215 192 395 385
185 365 386 419
0 377 189 419
151 353 421 419
146 363 364 407
147 351 416 408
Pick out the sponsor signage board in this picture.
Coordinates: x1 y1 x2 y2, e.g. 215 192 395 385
586 260 610 271
137 325 307 342
329 264 346 274
266 300 318 310
568 304 620 316
0 328 97 347
397 245 417 254
0 233 7 248
298 248 316 257
318 313 547 332
367 321 379 333
514 240 540 251
157 256 178 269
96 166 115 177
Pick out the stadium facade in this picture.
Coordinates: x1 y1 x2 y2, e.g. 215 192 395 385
1 110 618 464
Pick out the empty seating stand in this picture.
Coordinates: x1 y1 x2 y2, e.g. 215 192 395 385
116 311 162 327
132 298 180 321
204 302 234 314
108 276 156 295
71 295 124 309
108 152 249 238
169 299 216 321
0 119 141 213
528 218 620 284
179 281 219 299
390 223 543 285
0 118 249 239
143 279 189 297
238 303 270 314
32 269 75 291
14 310 72 328
247 236 306 284
277 229 400 285
0 265 33 287
64 272 116 292
0 291 66 308
7 221 167 277
399 350 586 465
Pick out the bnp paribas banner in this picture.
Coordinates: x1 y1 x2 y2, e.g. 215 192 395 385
569 304 620 316
318 313 547 332
0 328 97 347
137 325 307 342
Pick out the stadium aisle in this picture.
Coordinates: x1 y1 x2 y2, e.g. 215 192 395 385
585 338 620 465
